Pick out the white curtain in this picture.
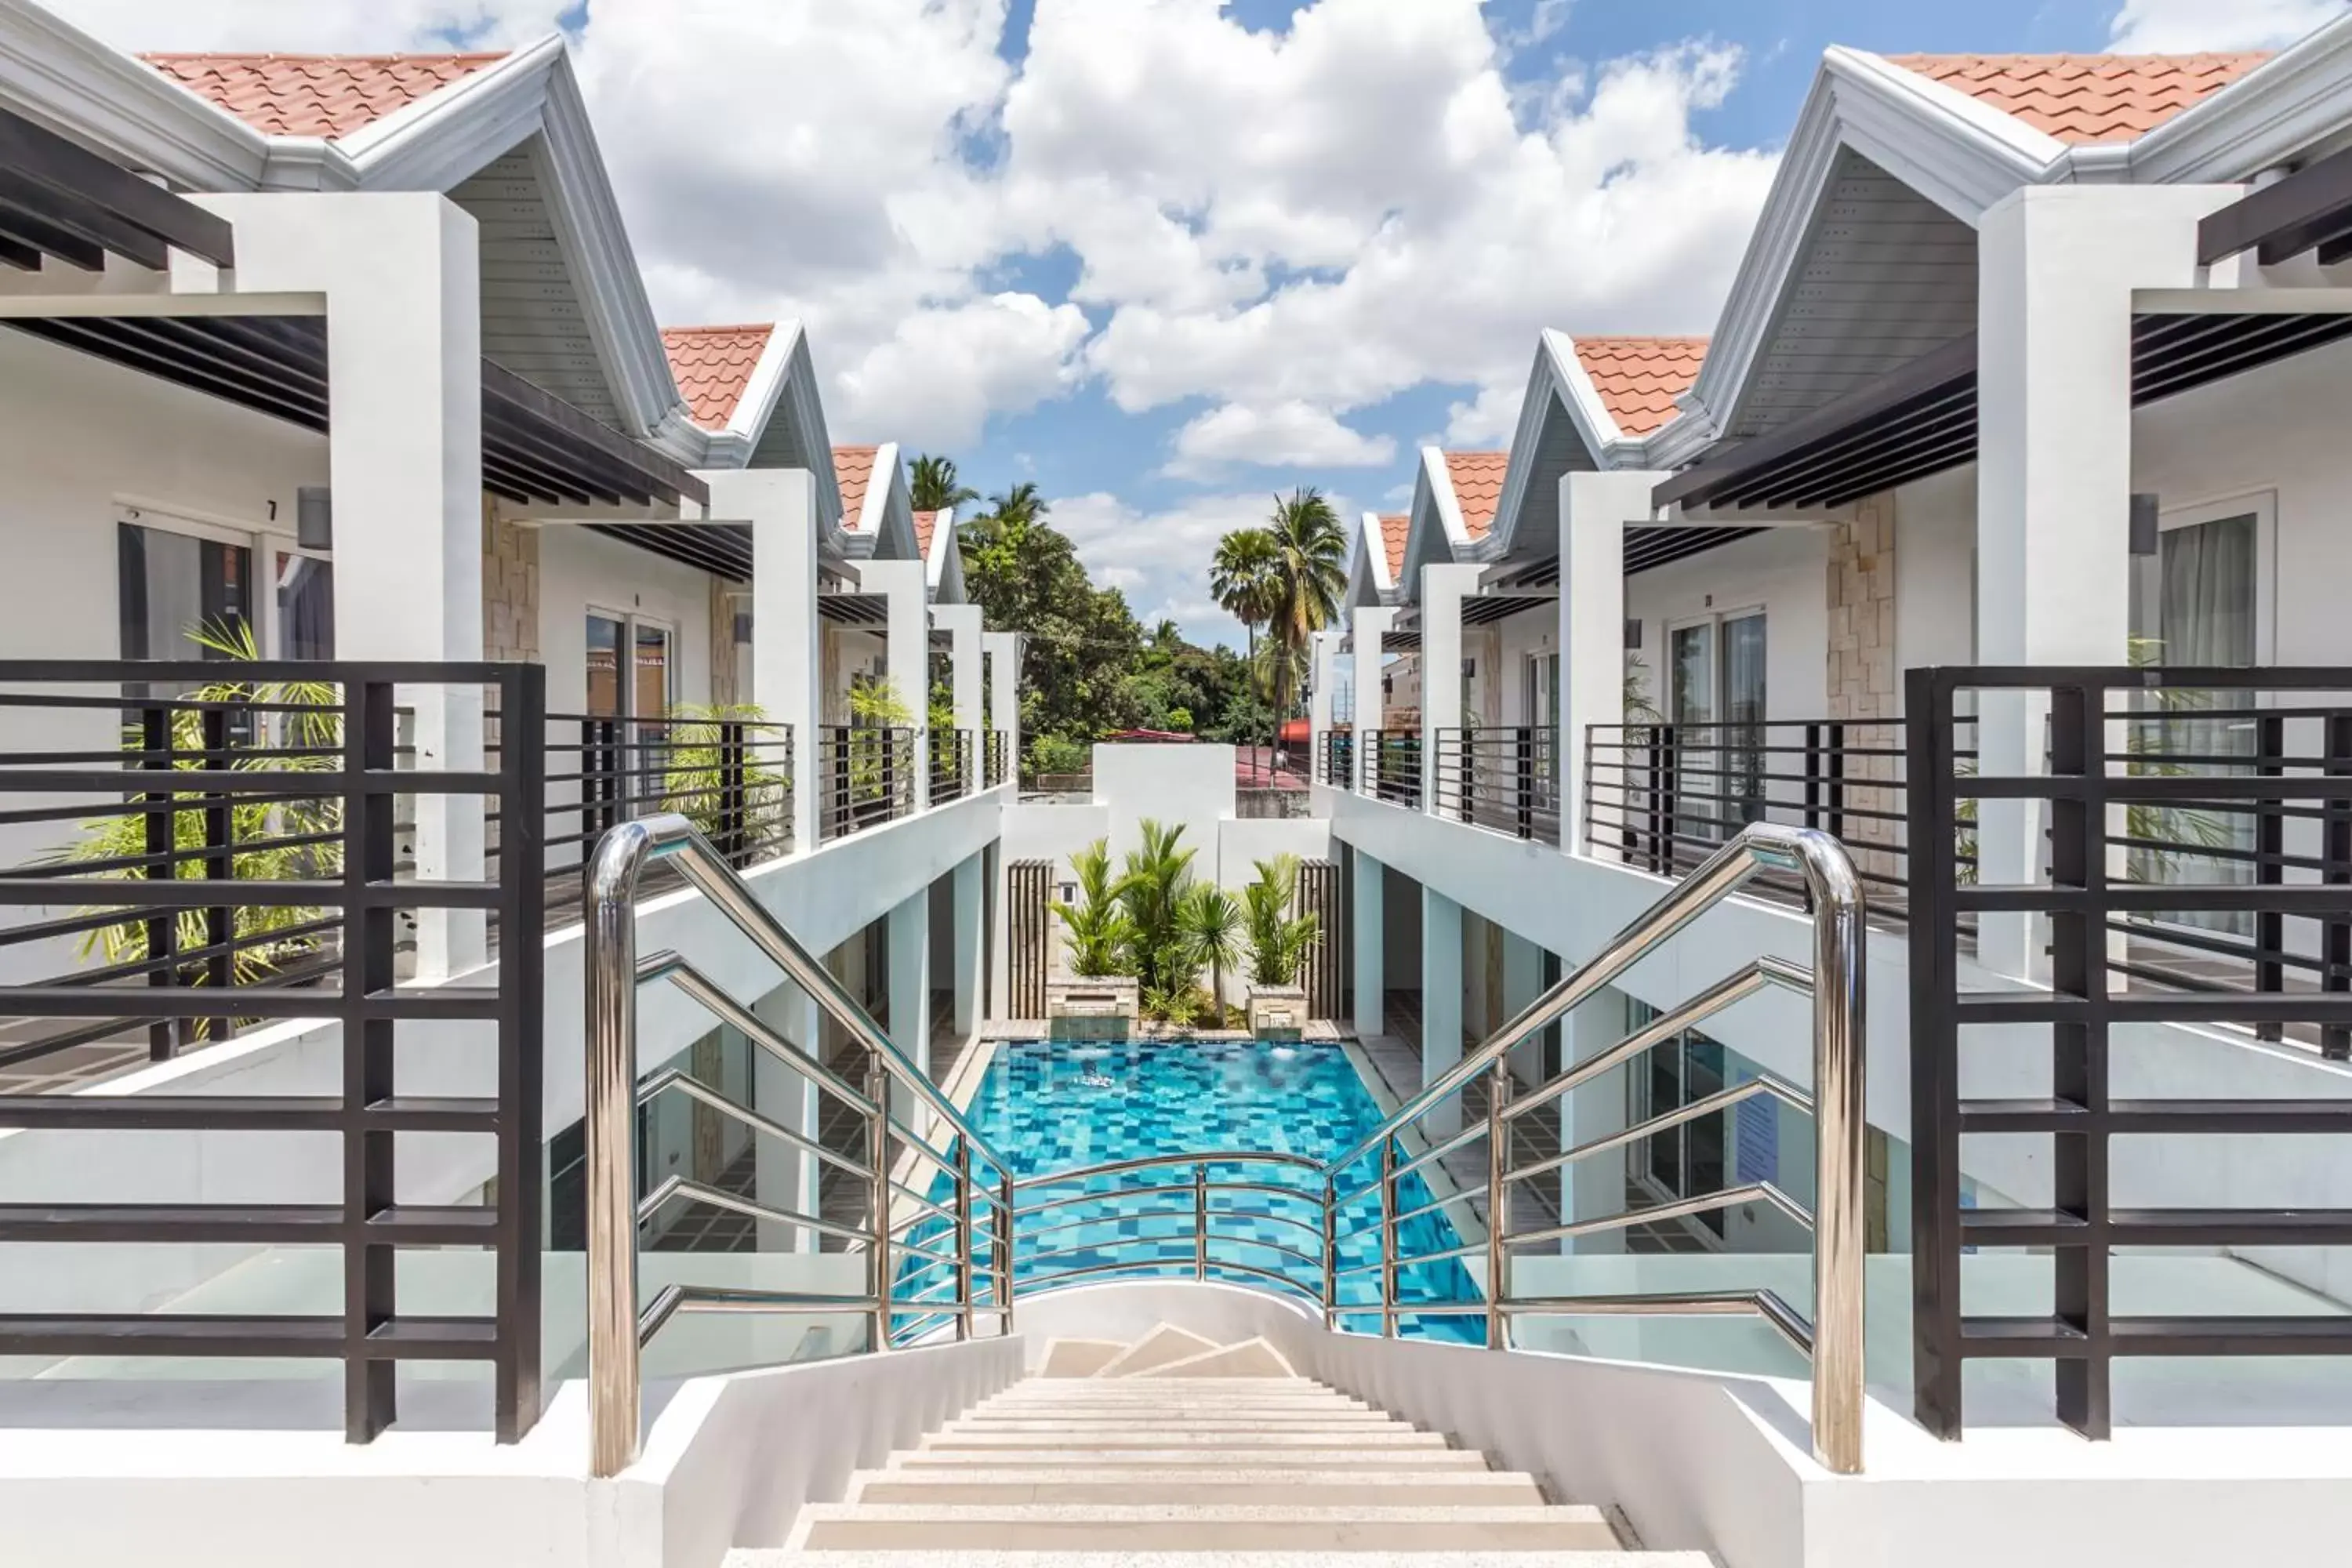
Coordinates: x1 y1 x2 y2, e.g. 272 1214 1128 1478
2147 515 2258 932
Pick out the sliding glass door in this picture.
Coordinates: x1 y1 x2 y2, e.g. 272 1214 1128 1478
1669 610 1766 849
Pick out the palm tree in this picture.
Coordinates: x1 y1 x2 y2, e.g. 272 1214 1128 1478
987 482 1047 527
1152 618 1182 650
1178 882 1246 1022
1210 527 1279 684
1242 855 1319 987
1115 818 1198 996
908 454 980 514
1260 488 1348 728
1050 839 1134 978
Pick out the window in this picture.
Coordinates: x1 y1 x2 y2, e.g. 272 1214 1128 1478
1626 1000 1729 1242
118 519 252 662
273 548 333 660
1667 608 1766 844
586 611 674 720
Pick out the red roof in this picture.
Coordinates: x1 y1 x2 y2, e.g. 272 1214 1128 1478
662 324 773 430
143 52 503 140
913 510 944 560
1374 513 1409 585
1571 336 1708 437
1442 452 1508 540
1884 53 2269 144
835 446 880 528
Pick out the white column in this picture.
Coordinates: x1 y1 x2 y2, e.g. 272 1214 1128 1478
1561 471 1659 863
1559 988 1630 1255
708 466 823 853
951 851 983 1038
1308 629 1340 786
1421 885 1464 1137
1973 184 2238 975
209 192 487 977
752 975 822 1254
862 559 931 810
887 886 931 1114
1419 564 1483 812
1352 845 1386 1038
933 604 983 796
983 630 1022 785
1351 606 1395 792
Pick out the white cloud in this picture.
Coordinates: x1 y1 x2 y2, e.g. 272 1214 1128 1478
1051 489 1340 648
2109 0 2347 50
1165 401 1396 479
834 293 1091 451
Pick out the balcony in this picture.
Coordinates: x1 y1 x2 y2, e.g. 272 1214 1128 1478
1429 726 1560 846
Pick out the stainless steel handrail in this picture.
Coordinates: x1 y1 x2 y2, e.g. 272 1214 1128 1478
586 813 1017 1479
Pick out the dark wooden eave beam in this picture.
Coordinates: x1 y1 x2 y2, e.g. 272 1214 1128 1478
2197 141 2352 267
480 359 709 510
0 105 234 269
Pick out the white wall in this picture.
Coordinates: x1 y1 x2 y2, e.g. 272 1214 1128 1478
537 525 714 715
1891 465 1976 683
0 331 331 984
1094 742 1232 864
1625 525 1830 723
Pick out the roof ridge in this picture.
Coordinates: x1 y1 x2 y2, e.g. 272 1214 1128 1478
140 50 508 64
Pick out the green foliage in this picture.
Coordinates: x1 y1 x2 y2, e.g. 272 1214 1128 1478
1028 733 1089 778
907 453 982 513
1142 982 1202 1030
1178 881 1246 1018
844 678 913 805
1242 854 1319 988
1116 818 1200 998
1257 488 1348 720
659 702 789 854
1050 838 1134 978
48 619 338 1022
1624 653 1662 724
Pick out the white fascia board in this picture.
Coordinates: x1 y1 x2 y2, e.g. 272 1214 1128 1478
2127 16 2352 183
0 0 268 191
1342 510 1390 609
927 503 960 596
1681 47 2053 448
863 442 922 561
336 38 562 192
1476 348 1570 566
1392 448 1465 605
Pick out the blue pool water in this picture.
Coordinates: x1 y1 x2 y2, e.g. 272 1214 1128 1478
900 1036 1483 1342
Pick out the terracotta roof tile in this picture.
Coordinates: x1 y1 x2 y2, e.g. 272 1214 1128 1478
1376 513 1409 584
913 510 944 560
1442 452 1509 540
1571 336 1708 437
661 324 773 431
142 52 504 140
1884 52 2269 144
835 446 880 530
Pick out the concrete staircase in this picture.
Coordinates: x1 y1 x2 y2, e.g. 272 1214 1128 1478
735 1327 1706 1564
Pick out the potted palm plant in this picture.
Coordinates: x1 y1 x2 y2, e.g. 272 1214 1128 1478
1178 881 1246 1029
1047 838 1138 1038
1241 854 1316 1040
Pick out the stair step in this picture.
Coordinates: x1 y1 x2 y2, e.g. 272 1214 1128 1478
1131 1335 1294 1379
890 1448 1493 1472
1091 1324 1218 1377
1036 1338 1128 1377
789 1503 1625 1552
846 1468 1544 1507
923 1428 1452 1451
942 1419 1420 1438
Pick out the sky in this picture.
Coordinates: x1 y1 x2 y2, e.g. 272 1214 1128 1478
46 0 2352 649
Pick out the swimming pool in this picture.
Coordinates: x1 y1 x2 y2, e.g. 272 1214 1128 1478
899 1036 1483 1342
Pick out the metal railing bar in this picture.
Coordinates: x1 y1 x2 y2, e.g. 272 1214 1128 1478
1498 956 1809 1128
885 1186 960 1229
637 1284 880 1345
641 952 878 1116
1508 1182 1813 1250
1506 1073 1813 1187
634 1067 873 1181
1200 1207 1327 1237
1014 1150 1325 1188
635 1174 877 1248
1388 1187 1483 1232
1206 1235 1323 1272
1501 1289 1815 1356
1016 1181 1195 1219
1014 1209 1193 1248
1380 1121 1489 1188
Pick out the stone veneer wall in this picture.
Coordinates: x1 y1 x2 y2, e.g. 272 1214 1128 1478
1824 493 1902 889
710 574 742 709
481 497 540 665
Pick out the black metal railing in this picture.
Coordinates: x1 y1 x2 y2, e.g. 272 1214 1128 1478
818 725 915 841
1319 730 1354 787
506 713 793 892
1585 718 1927 913
983 728 1009 789
1907 665 2352 1443
1432 726 1559 844
1236 742 1309 791
931 728 974 804
0 659 546 1444
1365 728 1421 809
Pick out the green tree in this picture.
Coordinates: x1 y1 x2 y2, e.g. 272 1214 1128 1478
1258 488 1348 723
1210 527 1280 695
1242 854 1319 987
907 453 981 513
1114 818 1199 998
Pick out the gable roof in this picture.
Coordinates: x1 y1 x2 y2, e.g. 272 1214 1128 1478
1883 52 2269 144
1570 337 1708 437
835 446 880 531
1441 452 1508 540
141 52 505 140
1375 512 1409 583
913 510 944 560
662 324 775 430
